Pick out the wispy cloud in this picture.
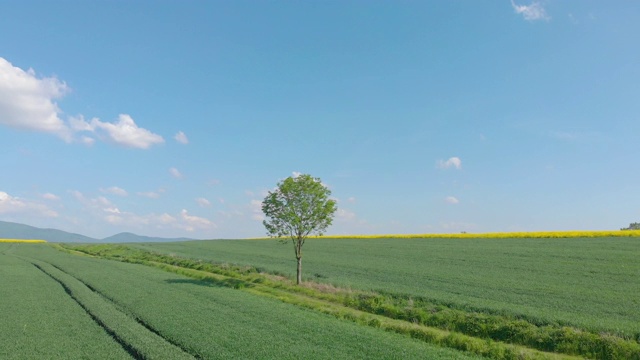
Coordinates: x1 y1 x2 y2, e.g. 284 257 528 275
174 131 189 144
445 196 460 205
437 157 462 170
196 197 211 207
169 167 183 179
70 114 164 149
0 191 58 217
511 1 550 22
70 190 119 216
100 186 128 197
104 208 215 233
180 209 215 231
42 193 60 201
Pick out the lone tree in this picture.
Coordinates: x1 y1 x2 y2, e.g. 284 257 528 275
262 174 337 285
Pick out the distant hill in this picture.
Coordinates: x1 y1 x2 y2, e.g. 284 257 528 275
0 220 98 243
102 232 194 243
0 220 196 243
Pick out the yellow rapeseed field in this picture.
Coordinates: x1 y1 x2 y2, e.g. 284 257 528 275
312 230 640 239
251 230 640 239
0 239 47 243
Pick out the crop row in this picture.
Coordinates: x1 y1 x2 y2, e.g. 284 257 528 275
65 243 640 360
62 243 576 360
14 244 484 360
27 258 194 359
131 237 640 338
0 252 131 359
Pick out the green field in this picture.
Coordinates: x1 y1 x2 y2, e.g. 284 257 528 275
1 242 483 359
131 237 640 336
0 244 131 359
3 236 639 360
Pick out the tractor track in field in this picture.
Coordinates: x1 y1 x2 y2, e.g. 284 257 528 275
15 255 197 360
44 262 203 359
30 262 144 360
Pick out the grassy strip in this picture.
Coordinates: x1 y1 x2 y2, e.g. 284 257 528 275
24 257 195 360
347 293 640 359
62 245 640 359
0 239 47 243
143 260 579 360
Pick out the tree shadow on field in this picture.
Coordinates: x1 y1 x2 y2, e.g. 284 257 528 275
164 277 253 290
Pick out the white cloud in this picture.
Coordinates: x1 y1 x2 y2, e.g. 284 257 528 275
180 209 215 231
42 193 60 201
0 191 58 217
437 157 462 170
71 189 215 233
196 197 211 207
0 58 163 149
292 171 302 178
347 197 356 203
100 186 128 197
174 131 189 144
445 196 460 205
0 58 71 141
169 167 183 179
71 114 164 149
104 207 121 214
511 1 550 21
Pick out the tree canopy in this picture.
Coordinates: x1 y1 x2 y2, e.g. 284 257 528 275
261 174 337 284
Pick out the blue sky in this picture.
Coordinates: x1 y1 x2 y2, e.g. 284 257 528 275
1 1 638 239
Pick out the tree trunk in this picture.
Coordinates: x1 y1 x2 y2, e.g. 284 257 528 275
296 256 302 285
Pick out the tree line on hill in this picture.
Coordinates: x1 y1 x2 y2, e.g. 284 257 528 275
620 222 640 230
